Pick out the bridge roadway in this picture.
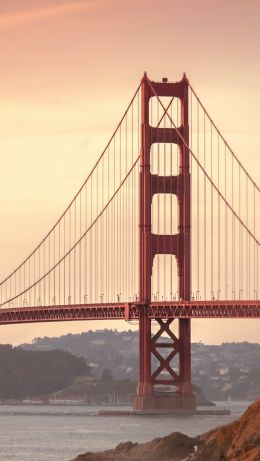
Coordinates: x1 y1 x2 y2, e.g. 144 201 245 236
1 300 260 325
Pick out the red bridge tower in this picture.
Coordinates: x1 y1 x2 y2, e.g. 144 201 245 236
134 73 196 411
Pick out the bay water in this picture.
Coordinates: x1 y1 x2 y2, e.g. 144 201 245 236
0 401 251 461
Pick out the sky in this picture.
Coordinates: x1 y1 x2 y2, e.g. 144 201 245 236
0 0 259 345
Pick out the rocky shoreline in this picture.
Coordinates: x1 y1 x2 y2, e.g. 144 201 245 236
71 433 201 461
70 397 260 461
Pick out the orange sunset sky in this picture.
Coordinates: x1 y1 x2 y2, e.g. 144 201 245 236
0 0 259 345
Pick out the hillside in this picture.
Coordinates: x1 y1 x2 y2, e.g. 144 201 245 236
0 343 209 404
21 329 260 400
0 345 90 400
70 398 260 461
21 329 139 380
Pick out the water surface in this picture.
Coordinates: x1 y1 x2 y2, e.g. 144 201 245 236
0 401 251 461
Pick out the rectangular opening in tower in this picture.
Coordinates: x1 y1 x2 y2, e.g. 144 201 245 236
150 143 179 176
152 254 178 302
149 96 180 129
152 194 178 235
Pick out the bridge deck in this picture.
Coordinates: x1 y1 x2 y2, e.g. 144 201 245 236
1 300 260 325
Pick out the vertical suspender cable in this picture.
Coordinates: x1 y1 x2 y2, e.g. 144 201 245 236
90 175 92 302
224 145 228 299
197 97 200 300
84 181 87 303
131 98 134 300
69 206 71 303
254 187 256 298
58 221 61 305
232 155 234 298
38 245 41 306
113 136 116 301
74 200 77 303
33 252 36 306
125 114 127 299
48 236 50 305
203 110 206 299
53 225 55 304
157 99 160 298
43 240 46 305
246 175 249 298
79 191 82 303
63 215 66 304
96 167 98 303
210 122 213 299
217 134 220 299
239 165 241 298
106 147 109 302
101 155 104 301
118 125 121 301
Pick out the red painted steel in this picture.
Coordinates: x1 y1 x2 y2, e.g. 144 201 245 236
178 73 192 397
1 301 260 325
150 319 180 386
135 73 195 410
138 73 153 400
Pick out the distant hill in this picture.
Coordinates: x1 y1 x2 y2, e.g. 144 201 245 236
21 329 139 380
0 342 210 404
20 330 260 401
0 345 90 400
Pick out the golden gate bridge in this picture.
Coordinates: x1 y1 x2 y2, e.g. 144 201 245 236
0 73 259 411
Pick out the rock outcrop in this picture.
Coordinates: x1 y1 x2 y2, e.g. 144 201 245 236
71 433 201 461
188 396 260 461
71 397 260 461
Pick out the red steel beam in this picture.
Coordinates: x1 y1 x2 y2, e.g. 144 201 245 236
1 300 260 325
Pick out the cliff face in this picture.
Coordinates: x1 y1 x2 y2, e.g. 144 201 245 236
70 398 260 461
190 397 260 461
